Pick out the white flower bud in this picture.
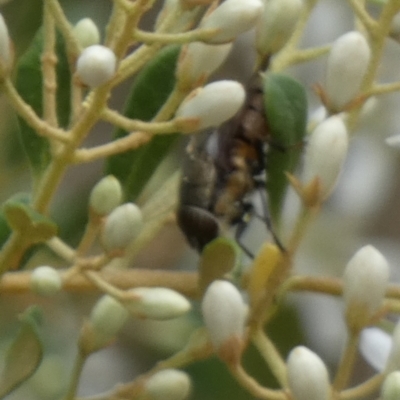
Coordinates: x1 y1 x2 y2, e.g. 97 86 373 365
287 346 330 400
89 175 123 215
102 203 143 252
122 287 191 320
177 42 232 88
200 0 263 44
343 245 389 331
359 327 391 372
30 266 62 296
76 45 116 87
256 0 303 56
176 80 245 130
73 18 101 48
90 295 129 341
303 115 348 199
145 369 191 400
382 371 400 400
325 31 371 111
386 321 400 372
201 280 247 364
0 13 11 69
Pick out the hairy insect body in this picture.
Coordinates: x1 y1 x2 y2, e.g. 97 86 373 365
178 76 270 253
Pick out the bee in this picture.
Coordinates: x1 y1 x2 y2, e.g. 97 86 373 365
177 74 281 255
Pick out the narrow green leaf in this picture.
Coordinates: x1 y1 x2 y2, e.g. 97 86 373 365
106 45 181 200
198 238 239 295
263 73 308 222
15 28 71 180
0 306 44 399
3 193 57 243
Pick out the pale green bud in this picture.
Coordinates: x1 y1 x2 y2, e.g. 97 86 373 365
30 266 62 296
90 295 129 342
256 0 303 56
102 203 143 252
89 175 122 215
73 18 100 48
303 115 348 200
176 80 245 130
122 287 191 320
201 280 247 364
382 371 400 400
76 45 116 87
177 42 232 88
200 0 263 44
343 245 389 331
287 346 330 400
325 31 370 111
145 369 191 400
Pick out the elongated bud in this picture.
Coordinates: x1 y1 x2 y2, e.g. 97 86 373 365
30 266 62 296
325 31 370 111
0 13 11 72
256 0 303 56
122 287 191 320
145 369 191 400
176 80 245 131
90 295 129 342
201 280 247 365
287 346 330 400
343 245 389 332
80 294 129 353
382 371 400 400
90 175 122 216
302 115 348 200
76 44 116 87
200 0 263 44
176 42 232 89
102 203 143 253
359 327 392 372
73 18 100 48
386 321 400 372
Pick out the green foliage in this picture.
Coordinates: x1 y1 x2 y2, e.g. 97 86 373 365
106 45 181 200
263 73 308 223
0 306 43 399
15 28 71 181
3 192 57 243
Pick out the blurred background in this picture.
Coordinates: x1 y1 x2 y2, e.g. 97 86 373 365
1 0 400 398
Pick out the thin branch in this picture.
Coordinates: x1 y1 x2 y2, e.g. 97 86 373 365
2 78 69 143
348 0 378 33
133 27 218 44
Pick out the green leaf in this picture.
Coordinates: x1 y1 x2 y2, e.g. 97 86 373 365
106 45 181 200
198 238 239 295
15 28 71 181
263 73 307 222
3 193 57 243
0 306 44 399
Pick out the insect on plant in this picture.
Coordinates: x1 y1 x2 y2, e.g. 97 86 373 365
177 72 286 256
